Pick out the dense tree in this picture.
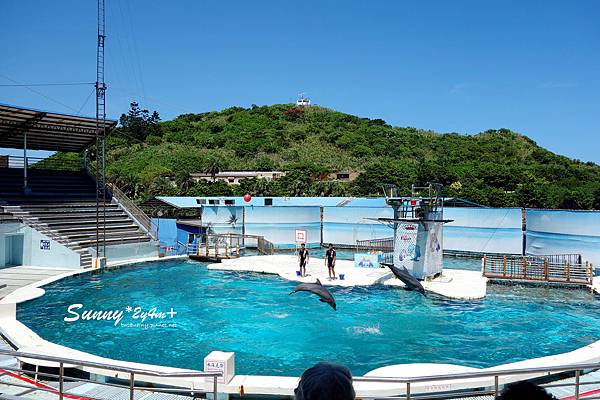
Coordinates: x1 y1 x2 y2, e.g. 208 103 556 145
119 101 162 141
204 156 226 181
45 104 600 209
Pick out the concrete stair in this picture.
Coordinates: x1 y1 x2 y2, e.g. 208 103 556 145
0 168 153 268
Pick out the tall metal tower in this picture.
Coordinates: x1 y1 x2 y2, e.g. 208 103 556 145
95 0 107 259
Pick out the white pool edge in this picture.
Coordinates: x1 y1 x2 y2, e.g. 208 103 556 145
1 258 600 397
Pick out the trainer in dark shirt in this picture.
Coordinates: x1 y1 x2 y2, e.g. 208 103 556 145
324 243 337 280
298 243 309 277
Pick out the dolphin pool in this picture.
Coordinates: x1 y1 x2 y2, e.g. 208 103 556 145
17 258 600 376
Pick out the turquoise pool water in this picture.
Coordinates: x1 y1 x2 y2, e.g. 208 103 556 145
17 258 600 376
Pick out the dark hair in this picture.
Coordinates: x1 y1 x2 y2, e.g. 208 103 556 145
328 243 333 247
497 381 557 400
295 362 355 400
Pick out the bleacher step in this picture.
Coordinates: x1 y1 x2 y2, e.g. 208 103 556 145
1 169 154 268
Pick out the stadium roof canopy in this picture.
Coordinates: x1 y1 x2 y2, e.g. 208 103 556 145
0 103 117 152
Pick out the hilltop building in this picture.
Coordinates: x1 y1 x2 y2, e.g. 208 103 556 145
190 171 286 185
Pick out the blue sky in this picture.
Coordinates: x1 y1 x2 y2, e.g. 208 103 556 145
1 1 599 162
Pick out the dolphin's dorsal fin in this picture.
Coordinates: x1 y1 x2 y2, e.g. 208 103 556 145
316 278 322 285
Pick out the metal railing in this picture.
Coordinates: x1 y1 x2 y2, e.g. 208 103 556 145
106 182 158 240
257 235 275 255
2 348 600 399
355 237 394 265
353 360 600 399
356 237 394 252
483 254 593 285
0 349 221 400
0 155 83 171
85 161 158 241
189 234 243 259
183 233 274 259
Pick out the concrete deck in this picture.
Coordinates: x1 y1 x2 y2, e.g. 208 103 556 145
208 255 488 299
384 269 488 300
208 255 392 287
0 266 76 300
593 276 600 295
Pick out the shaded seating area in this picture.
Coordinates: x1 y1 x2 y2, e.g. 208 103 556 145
0 103 155 269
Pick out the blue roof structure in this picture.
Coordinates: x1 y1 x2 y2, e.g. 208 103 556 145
155 196 389 209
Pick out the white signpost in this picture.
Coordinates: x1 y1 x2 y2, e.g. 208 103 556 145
204 351 235 384
295 229 307 243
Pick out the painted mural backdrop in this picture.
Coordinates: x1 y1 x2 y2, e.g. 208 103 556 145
153 205 600 262
526 209 600 266
444 208 523 254
245 206 321 248
322 206 393 245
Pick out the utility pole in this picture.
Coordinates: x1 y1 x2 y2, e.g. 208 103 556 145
95 0 107 260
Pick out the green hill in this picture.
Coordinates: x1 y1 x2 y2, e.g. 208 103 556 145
84 103 600 209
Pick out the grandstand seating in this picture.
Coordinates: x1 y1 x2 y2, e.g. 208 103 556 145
0 168 153 268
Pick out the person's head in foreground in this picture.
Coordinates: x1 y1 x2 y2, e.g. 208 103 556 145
295 362 355 400
497 381 557 400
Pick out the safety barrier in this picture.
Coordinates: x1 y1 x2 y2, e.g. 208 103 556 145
0 349 221 400
482 254 593 285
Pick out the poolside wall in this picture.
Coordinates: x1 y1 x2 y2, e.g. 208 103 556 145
103 241 160 263
0 223 80 268
525 209 600 266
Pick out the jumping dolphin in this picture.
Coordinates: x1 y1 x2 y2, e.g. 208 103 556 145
289 279 337 310
385 264 426 296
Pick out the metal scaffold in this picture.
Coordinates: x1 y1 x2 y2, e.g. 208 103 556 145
95 0 107 259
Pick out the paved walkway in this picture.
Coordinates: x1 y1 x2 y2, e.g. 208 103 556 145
0 267 74 300
0 334 195 400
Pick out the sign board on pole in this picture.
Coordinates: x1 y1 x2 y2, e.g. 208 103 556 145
295 229 307 243
204 351 235 384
